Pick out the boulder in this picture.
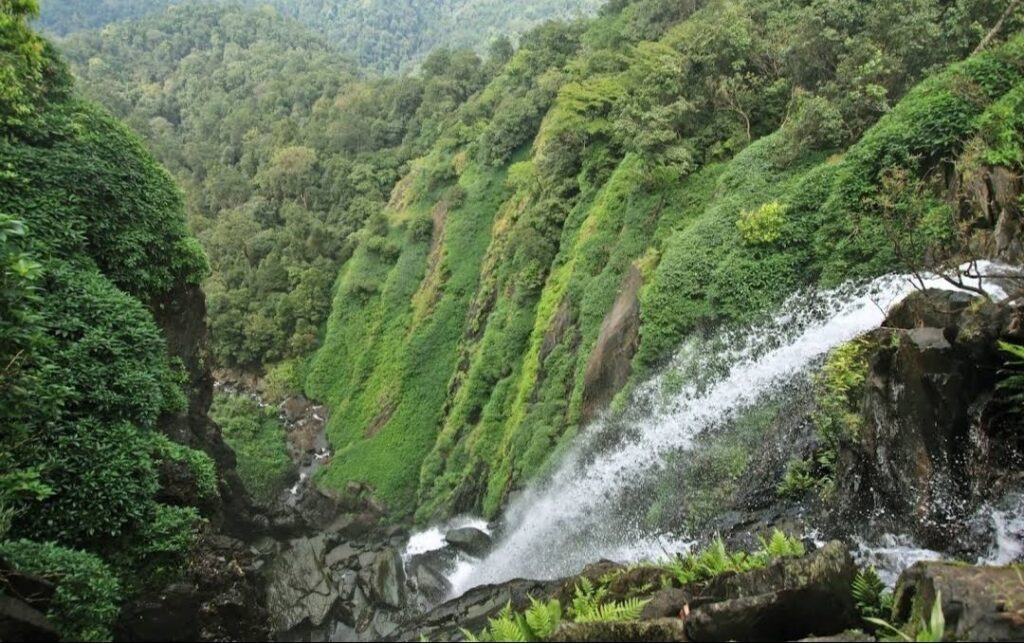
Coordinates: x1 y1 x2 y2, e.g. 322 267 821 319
551 618 687 642
445 527 493 558
367 547 406 609
686 542 859 642
835 300 1009 549
265 536 340 633
0 595 59 642
893 561 1024 641
640 588 691 620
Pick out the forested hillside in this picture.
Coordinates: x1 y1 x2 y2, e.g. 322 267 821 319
38 0 603 72
1 2 225 639
60 4 507 367
295 0 1024 520
53 0 1024 527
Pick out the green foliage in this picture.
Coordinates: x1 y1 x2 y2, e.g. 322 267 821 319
997 340 1024 411
662 530 805 586
0 539 122 642
40 0 603 74
149 434 218 500
737 200 787 245
211 393 293 504
867 590 946 643
812 338 872 479
464 598 564 642
1 5 216 609
777 457 817 498
853 565 894 621
569 577 649 623
110 503 201 590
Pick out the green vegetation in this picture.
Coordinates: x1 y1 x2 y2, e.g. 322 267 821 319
1 2 213 637
867 591 946 643
260 0 1024 519
38 0 1024 527
853 566 895 621
463 598 565 642
39 0 602 74
0 539 122 642
662 531 806 586
210 393 293 504
460 530 806 641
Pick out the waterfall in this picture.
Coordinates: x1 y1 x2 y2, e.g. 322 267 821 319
412 265 1016 598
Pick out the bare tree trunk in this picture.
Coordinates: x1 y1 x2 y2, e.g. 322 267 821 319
974 0 1022 54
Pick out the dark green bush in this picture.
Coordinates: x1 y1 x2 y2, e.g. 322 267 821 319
0 539 122 642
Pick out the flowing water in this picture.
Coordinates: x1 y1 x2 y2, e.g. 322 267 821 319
405 265 1021 599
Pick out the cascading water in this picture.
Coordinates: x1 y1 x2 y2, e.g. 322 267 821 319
406 265 1019 600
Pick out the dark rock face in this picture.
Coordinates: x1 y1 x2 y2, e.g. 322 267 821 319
686 542 859 642
115 532 270 642
834 289 1024 551
149 281 258 534
0 558 59 642
581 265 643 424
445 527 493 558
894 561 1024 641
117 282 272 642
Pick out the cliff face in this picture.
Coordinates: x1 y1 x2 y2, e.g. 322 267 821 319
151 281 257 534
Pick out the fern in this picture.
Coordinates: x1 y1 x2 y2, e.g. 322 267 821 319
998 341 1024 411
568 579 649 623
865 590 945 643
853 566 894 620
524 597 562 639
465 598 562 642
758 529 806 560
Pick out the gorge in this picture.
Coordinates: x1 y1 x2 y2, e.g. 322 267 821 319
3 0 1024 641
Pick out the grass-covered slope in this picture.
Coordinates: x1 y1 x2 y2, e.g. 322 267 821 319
1 3 216 638
303 0 1024 522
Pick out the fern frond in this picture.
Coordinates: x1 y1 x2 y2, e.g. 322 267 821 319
488 615 526 642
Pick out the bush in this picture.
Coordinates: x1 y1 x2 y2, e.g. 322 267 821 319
111 504 202 589
737 200 787 245
211 393 292 504
0 539 122 642
149 434 218 500
11 418 158 547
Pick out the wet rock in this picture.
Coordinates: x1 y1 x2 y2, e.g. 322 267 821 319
445 527 493 558
640 588 691 620
893 561 1024 641
367 547 406 609
281 396 313 423
411 559 454 607
391 578 560 641
581 266 643 424
551 618 687 642
686 542 859 642
0 595 59 642
265 536 339 633
326 542 360 568
884 289 978 331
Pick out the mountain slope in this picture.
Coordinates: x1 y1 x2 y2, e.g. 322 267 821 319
300 0 1024 520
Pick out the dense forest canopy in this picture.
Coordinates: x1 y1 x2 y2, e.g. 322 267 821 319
37 0 604 72
59 4 513 366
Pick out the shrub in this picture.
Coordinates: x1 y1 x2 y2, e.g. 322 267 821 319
0 539 122 642
112 503 202 589
737 200 787 245
211 393 292 504
149 434 218 500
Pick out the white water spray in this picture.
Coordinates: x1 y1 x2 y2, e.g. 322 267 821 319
417 265 1018 597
